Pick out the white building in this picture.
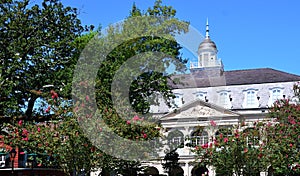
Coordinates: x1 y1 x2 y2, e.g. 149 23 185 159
144 20 300 176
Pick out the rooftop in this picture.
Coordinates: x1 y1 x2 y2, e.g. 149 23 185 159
170 68 300 89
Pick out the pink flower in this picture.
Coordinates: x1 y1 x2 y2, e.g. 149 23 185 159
235 131 240 138
143 133 147 139
132 115 140 121
201 143 208 149
50 90 58 99
214 140 219 146
289 143 293 147
22 129 28 135
45 106 51 113
37 127 41 132
126 120 131 125
18 120 23 126
244 148 248 153
74 106 79 112
85 95 90 101
258 153 263 159
22 137 28 141
224 137 229 143
219 133 223 139
210 120 216 127
195 146 199 150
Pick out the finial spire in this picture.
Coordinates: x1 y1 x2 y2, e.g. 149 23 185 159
206 18 210 39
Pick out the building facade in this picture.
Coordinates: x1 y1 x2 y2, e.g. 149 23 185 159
144 20 300 176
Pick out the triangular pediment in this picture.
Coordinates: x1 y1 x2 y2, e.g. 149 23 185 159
160 99 241 120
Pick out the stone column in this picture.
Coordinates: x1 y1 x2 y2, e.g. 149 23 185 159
183 162 190 176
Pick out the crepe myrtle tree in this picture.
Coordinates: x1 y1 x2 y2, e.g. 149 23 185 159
194 83 300 176
2 88 162 175
73 0 189 173
263 84 300 175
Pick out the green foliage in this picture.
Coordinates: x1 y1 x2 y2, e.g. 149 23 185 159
195 84 300 176
162 149 180 175
0 0 84 119
264 98 300 175
1 0 190 175
194 123 267 176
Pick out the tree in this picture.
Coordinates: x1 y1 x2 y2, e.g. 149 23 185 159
2 0 190 175
194 122 267 176
162 149 181 176
0 0 85 120
72 0 189 173
263 92 300 175
0 0 97 175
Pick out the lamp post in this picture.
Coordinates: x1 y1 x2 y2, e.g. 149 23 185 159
9 148 17 175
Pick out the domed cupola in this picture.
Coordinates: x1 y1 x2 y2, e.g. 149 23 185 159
198 38 217 51
194 19 222 69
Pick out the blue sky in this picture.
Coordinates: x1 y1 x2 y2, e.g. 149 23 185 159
52 0 300 75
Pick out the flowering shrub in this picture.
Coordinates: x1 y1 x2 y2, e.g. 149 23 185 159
194 84 300 176
193 122 267 176
264 98 300 175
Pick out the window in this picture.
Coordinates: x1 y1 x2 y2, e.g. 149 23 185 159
215 126 233 138
167 130 184 150
247 91 255 105
199 55 202 66
0 155 5 168
194 91 207 101
268 87 284 106
203 54 209 66
243 89 259 108
191 130 208 146
243 128 260 147
218 91 231 108
172 137 183 146
272 89 281 102
209 57 215 66
173 93 183 108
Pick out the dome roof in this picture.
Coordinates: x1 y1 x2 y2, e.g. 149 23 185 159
198 38 217 51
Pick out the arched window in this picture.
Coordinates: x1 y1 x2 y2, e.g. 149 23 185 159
144 166 159 175
247 90 255 105
170 93 183 110
272 89 281 101
191 130 208 147
243 89 259 108
169 165 184 176
167 130 184 150
218 90 231 109
243 128 260 147
268 87 284 106
192 166 209 176
215 126 233 138
194 91 207 101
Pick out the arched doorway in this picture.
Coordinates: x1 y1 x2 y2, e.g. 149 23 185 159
169 165 184 176
191 166 208 176
144 166 159 176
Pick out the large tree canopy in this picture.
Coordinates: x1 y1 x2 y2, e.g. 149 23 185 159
1 0 190 175
0 0 84 120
